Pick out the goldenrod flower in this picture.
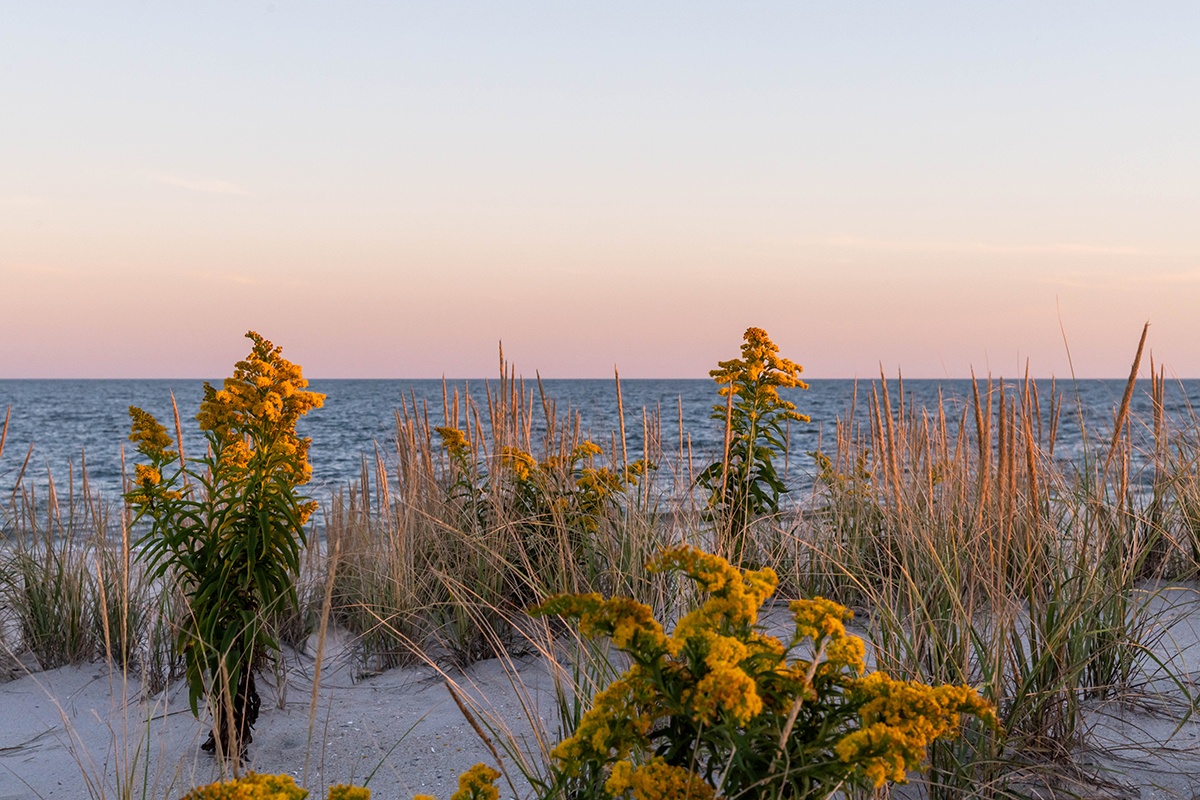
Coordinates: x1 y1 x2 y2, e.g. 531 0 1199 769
687 663 763 725
532 545 993 800
329 786 371 800
652 545 778 643
699 328 810 542
127 332 323 762
298 500 319 525
500 446 537 482
128 406 176 460
196 331 324 487
709 327 809 407
134 464 161 487
448 764 501 800
435 426 471 457
535 593 669 653
551 673 657 769
179 772 307 799
605 758 714 800
572 440 604 460
835 672 996 787
790 597 866 674
220 438 254 471
835 723 913 787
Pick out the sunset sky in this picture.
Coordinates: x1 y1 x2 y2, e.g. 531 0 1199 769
2 2 1198 379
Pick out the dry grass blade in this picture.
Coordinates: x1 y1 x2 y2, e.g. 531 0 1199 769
1103 321 1150 478
0 404 10 462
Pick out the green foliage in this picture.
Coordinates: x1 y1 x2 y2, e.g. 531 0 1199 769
698 327 808 563
126 331 324 756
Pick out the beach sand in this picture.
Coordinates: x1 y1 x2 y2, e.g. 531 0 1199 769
0 628 553 800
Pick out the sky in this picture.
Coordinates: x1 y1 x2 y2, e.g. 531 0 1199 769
2 2 1198 379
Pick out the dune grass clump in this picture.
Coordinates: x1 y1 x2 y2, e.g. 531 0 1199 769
0 449 152 674
758 328 1199 794
322 360 674 673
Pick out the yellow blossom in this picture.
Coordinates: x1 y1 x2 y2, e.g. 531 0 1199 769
535 594 669 654
220 439 254 470
128 406 176 460
298 500 319 525
500 446 537 481
179 771 307 800
790 597 866 674
195 331 323 487
436 426 471 457
605 758 714 800
550 671 661 769
835 672 996 787
329 787 370 800
572 440 603 460
448 764 500 800
652 545 778 646
687 663 763 725
529 545 998 800
703 634 749 670
709 327 810 418
134 464 161 487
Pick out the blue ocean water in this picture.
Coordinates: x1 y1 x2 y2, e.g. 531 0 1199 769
1 378 1197 505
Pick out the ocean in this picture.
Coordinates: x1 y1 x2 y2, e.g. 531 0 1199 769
1 378 1196 505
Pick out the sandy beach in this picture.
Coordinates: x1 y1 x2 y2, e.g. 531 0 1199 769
0 628 551 800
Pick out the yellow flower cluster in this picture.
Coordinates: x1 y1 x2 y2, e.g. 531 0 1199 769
688 656 763 726
836 673 999 787
179 775 371 800
572 440 604 460
128 406 176 460
487 443 650 535
605 758 714 800
135 463 161 487
790 597 866 675
539 546 786 768
534 545 995 799
570 458 647 531
328 787 371 800
708 327 810 421
500 446 538 481
551 669 662 769
575 467 623 497
195 331 324 486
221 438 254 470
537 594 669 653
178 772 308 800
448 763 501 800
651 547 779 725
127 462 181 504
652 545 778 634
435 426 471 457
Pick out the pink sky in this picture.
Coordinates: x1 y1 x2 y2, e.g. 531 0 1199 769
2 4 1197 379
